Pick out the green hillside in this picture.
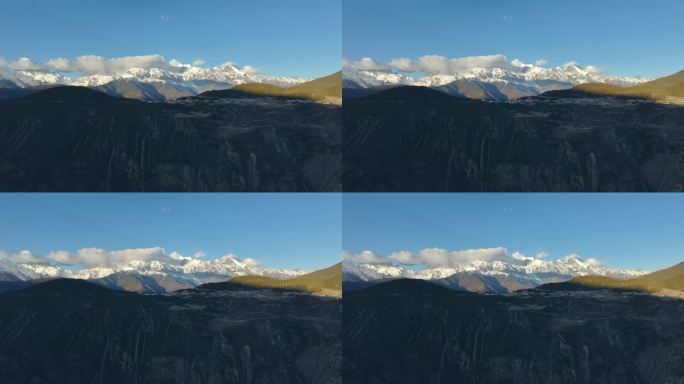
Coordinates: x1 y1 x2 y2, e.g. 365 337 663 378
573 83 628 96
287 71 342 100
229 263 341 296
229 71 341 102
571 261 684 294
572 69 684 101
231 83 290 96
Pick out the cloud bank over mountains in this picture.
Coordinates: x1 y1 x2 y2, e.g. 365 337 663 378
0 246 303 283
344 54 603 77
343 247 645 283
342 54 650 89
0 54 307 90
343 247 599 269
0 54 258 77
0 247 260 268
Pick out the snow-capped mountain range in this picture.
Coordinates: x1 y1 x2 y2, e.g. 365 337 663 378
343 59 650 100
0 61 308 96
0 254 306 286
344 254 647 288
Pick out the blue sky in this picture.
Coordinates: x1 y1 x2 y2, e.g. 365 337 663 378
0 193 341 270
344 0 684 77
0 0 341 78
343 194 684 271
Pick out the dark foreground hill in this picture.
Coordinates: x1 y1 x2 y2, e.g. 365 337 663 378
343 84 684 191
344 279 684 384
0 85 340 191
0 278 341 384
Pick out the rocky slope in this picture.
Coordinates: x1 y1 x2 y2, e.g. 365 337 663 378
344 279 684 384
0 279 341 384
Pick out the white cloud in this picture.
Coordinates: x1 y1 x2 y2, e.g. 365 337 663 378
344 247 516 268
347 57 392 72
388 54 515 75
562 60 601 73
4 250 45 263
534 58 548 66
242 65 259 75
242 257 261 267
562 253 602 267
160 15 171 21
11 57 48 72
45 247 175 266
389 247 513 267
46 54 171 75
192 59 205 66
585 258 602 266
342 250 390 264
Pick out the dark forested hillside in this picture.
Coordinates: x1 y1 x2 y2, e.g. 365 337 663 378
343 86 684 192
0 279 341 384
0 86 340 191
344 279 684 384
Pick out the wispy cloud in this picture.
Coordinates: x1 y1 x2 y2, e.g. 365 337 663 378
160 15 171 21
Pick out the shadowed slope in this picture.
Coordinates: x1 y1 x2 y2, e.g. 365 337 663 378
361 278 455 296
18 278 129 296
344 273 684 384
0 276 341 383
0 82 340 192
23 85 120 102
